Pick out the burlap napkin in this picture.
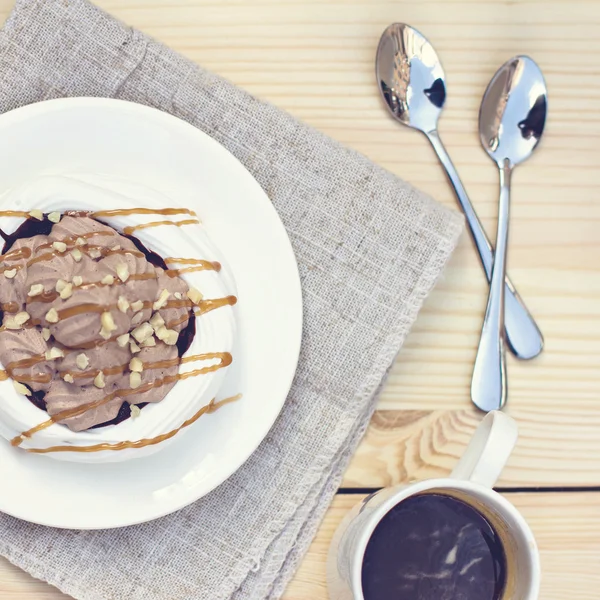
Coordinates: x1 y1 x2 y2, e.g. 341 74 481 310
0 1 463 598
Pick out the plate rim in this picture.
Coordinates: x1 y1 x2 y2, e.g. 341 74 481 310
0 97 303 529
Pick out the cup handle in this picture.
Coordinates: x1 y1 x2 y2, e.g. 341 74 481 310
450 411 518 488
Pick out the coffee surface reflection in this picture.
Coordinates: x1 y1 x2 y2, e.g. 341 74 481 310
361 493 507 600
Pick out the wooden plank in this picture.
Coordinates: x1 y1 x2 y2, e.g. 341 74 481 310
1 493 599 599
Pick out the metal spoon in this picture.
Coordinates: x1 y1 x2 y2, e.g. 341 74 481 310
471 56 547 411
375 23 544 360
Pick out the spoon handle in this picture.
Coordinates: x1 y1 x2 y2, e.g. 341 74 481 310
471 163 511 412
425 130 543 360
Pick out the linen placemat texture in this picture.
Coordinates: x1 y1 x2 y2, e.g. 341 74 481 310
0 1 464 598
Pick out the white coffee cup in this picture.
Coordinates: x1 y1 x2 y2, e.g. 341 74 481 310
327 411 540 600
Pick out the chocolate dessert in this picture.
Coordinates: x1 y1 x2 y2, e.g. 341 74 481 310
0 212 202 432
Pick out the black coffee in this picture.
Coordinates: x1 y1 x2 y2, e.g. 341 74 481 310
361 493 507 600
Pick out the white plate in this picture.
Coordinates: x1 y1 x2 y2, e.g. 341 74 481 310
0 98 302 529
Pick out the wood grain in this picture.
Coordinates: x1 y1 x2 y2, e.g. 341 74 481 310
0 0 598 597
2 493 600 599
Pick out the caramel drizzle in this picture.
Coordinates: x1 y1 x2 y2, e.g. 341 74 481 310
0 210 30 218
3 353 52 384
27 275 154 305
0 231 113 262
165 258 222 276
0 293 233 334
1 302 19 314
196 296 238 315
167 296 238 330
57 351 229 381
26 267 221 305
123 219 200 236
34 232 123 253
56 297 194 320
25 393 241 454
1 246 32 262
165 258 216 266
92 208 197 219
25 244 144 268
11 352 233 447
0 233 139 274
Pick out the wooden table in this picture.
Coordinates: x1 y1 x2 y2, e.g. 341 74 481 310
1 0 599 598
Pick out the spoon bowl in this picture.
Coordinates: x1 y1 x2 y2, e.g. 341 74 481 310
479 55 547 168
376 23 446 133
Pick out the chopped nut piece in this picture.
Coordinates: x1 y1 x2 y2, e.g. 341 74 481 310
101 311 117 332
153 289 170 310
45 308 59 323
111 244 121 251
116 333 130 348
13 381 31 396
75 353 89 370
59 283 73 300
52 241 67 253
76 237 86 246
63 373 74 383
116 262 130 282
156 325 178 346
131 322 153 343
28 283 44 296
186 287 203 305
14 311 30 326
130 340 141 354
45 347 64 360
88 247 101 259
140 336 156 348
28 209 43 221
129 357 143 372
154 326 168 341
48 211 61 224
3 268 17 279
72 275 83 287
155 325 169 341
101 274 115 285
130 404 142 419
13 311 31 325
131 300 144 312
174 292 182 300
71 248 83 262
149 312 165 330
117 295 130 313
129 372 142 389
51 347 64 359
55 279 67 293
99 311 117 340
41 328 51 341
164 329 179 346
94 371 106 389
99 328 112 340
4 318 21 330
